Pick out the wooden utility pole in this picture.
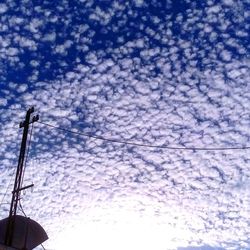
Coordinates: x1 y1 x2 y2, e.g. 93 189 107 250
4 107 39 247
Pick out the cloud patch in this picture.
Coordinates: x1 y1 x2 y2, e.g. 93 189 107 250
0 1 250 250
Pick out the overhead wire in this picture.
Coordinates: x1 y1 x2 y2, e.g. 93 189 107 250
18 121 35 219
37 121 250 151
20 121 34 188
18 199 27 217
41 243 46 250
0 130 21 209
0 168 15 209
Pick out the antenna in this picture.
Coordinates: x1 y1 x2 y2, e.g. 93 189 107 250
5 107 38 246
0 107 48 250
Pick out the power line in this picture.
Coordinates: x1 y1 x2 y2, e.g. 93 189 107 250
21 121 34 189
0 131 21 209
37 121 250 151
18 200 27 217
0 169 15 209
41 243 46 250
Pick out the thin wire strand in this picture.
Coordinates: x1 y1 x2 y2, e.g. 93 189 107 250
41 244 46 250
16 122 35 219
20 121 34 189
18 199 27 217
37 121 250 151
0 168 15 208
0 130 21 208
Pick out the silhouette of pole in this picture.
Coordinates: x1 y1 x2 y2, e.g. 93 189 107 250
4 107 39 247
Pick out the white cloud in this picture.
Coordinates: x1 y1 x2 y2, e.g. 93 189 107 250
222 0 234 6
17 84 28 93
0 1 250 250
0 3 7 14
0 98 7 106
6 47 19 56
42 32 56 42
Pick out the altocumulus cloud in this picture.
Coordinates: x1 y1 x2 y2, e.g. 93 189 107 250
0 0 250 249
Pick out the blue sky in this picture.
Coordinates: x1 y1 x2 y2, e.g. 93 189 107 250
0 0 250 249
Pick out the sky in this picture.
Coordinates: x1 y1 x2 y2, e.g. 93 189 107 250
0 0 250 249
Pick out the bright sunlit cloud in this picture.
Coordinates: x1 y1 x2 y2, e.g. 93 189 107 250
51 198 193 250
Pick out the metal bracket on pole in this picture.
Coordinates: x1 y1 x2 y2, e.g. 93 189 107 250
12 184 34 194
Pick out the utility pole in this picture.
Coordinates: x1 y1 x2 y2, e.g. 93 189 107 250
4 107 39 247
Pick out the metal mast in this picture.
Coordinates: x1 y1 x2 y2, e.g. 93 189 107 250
4 107 39 247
